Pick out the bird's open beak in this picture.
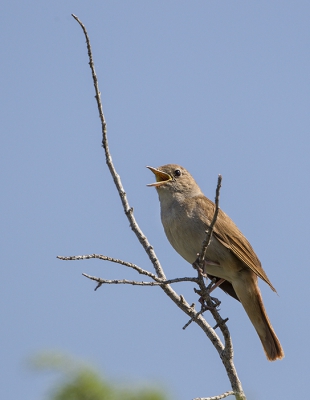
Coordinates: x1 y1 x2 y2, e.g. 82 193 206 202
146 166 172 187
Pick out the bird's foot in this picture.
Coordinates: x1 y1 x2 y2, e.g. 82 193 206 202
198 294 221 311
209 295 221 308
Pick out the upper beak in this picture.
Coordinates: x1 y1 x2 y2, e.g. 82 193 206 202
146 166 172 187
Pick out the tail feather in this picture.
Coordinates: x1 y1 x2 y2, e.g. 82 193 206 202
233 274 284 361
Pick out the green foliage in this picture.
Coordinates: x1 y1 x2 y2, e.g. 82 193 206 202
50 369 113 400
31 352 168 400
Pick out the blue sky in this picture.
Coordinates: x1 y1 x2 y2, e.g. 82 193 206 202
1 1 309 399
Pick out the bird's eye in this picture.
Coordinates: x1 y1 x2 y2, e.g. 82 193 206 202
174 169 181 177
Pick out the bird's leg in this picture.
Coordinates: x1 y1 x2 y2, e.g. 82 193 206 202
202 277 225 307
208 278 225 294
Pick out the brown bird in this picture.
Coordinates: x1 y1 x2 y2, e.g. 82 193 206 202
147 164 284 361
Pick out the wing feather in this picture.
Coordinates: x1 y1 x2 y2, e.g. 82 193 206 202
197 197 276 292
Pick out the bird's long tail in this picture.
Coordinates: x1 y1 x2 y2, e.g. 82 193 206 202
233 274 284 361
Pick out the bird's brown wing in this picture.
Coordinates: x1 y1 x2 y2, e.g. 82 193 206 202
196 196 276 292
213 208 277 292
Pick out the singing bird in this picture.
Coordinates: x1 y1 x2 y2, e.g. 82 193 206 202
147 164 284 361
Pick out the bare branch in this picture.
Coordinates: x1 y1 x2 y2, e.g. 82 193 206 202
193 391 234 400
188 174 243 398
196 273 233 358
82 274 162 288
198 174 222 265
190 175 235 380
58 254 198 284
71 14 165 280
67 15 247 400
182 307 206 330
82 273 198 288
57 254 158 280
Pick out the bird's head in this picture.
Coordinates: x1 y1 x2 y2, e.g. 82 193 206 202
147 164 202 199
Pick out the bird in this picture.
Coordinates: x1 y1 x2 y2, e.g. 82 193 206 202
147 163 284 361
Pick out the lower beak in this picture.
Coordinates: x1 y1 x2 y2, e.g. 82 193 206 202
146 166 172 187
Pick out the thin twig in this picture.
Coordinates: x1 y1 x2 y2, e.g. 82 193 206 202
198 174 222 265
82 274 162 287
213 318 229 330
182 307 206 330
193 391 234 400
58 254 158 280
82 273 198 287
